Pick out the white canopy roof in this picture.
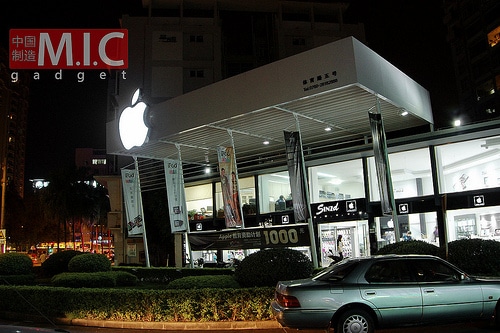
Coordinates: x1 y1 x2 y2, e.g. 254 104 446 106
107 37 432 174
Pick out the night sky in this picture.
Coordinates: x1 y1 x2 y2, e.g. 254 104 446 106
0 0 458 182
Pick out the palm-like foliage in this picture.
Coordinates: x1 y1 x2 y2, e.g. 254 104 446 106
40 166 110 250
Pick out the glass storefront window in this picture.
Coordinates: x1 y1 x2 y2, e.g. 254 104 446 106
309 159 365 203
216 176 256 216
436 135 500 193
318 220 369 267
258 171 292 213
368 148 433 200
446 206 500 242
375 212 438 249
185 183 213 219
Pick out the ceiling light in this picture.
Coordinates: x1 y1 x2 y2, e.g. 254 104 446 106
325 127 332 132
263 140 270 145
453 119 461 127
328 178 342 185
400 110 408 116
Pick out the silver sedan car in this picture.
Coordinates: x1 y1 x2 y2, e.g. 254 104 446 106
271 254 500 333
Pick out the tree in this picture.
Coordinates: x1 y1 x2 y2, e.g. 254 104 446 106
40 166 110 252
141 189 174 266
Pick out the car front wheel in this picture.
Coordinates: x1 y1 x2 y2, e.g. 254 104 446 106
336 308 374 333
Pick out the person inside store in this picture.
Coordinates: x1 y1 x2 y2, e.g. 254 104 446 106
337 235 344 260
275 195 286 211
403 231 412 241
39 251 47 263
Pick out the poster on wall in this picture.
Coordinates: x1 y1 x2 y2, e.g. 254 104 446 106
188 225 310 250
164 158 188 233
121 169 145 236
127 244 137 257
217 146 243 228
284 131 310 222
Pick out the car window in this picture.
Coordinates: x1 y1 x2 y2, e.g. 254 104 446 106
412 259 461 282
365 260 413 283
315 260 360 281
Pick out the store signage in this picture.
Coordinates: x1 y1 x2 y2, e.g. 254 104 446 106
0 229 5 245
302 69 338 92
311 199 366 222
188 225 310 251
9 29 128 69
473 195 485 207
346 200 357 212
398 203 409 214
119 89 149 150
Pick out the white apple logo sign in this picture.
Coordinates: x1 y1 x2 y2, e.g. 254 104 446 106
119 88 149 150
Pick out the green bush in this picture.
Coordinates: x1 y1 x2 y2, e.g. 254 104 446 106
41 250 83 276
51 270 138 288
111 266 233 284
375 240 440 256
109 271 139 287
0 274 36 285
51 272 116 288
234 248 314 287
68 253 111 273
0 252 33 275
443 238 500 276
167 275 240 289
0 285 274 321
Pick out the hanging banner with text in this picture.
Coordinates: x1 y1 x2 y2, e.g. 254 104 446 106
121 169 145 236
284 131 310 222
188 224 310 251
217 146 243 228
164 158 188 233
369 112 394 215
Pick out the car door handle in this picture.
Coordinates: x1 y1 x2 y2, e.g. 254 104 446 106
364 291 376 296
423 288 435 293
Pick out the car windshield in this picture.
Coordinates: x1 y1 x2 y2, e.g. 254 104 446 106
314 260 360 281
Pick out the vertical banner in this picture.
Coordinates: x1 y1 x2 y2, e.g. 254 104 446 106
284 131 310 222
121 169 145 236
217 146 243 228
164 158 188 233
369 112 394 215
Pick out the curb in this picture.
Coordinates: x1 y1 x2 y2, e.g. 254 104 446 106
1 312 282 331
63 318 281 330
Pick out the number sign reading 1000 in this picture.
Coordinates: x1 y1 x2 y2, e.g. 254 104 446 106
263 229 299 245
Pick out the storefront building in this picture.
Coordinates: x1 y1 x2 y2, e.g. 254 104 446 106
106 37 500 267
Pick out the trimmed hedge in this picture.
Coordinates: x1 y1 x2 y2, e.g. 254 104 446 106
51 271 138 288
0 285 274 322
234 248 314 287
42 250 83 276
167 275 240 289
0 252 33 275
0 274 36 285
68 253 111 273
444 238 500 276
375 240 440 256
112 266 234 284
374 238 500 276
51 272 115 288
